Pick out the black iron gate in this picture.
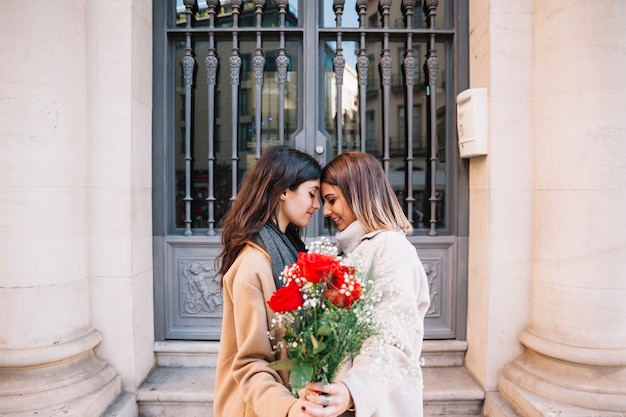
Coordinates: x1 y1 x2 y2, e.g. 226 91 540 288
152 0 469 341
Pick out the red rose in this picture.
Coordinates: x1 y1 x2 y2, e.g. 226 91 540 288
296 252 339 283
267 281 305 313
324 265 363 308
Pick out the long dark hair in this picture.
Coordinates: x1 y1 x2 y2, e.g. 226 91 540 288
216 145 321 277
321 152 411 234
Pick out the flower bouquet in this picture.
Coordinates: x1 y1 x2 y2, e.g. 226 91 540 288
267 239 379 394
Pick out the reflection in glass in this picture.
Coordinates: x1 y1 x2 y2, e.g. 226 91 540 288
174 39 300 229
319 0 447 29
176 0 300 28
323 41 361 156
169 1 452 233
323 37 448 230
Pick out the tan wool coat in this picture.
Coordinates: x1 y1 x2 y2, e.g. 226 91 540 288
213 242 296 417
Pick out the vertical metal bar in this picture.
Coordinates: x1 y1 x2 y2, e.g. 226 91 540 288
379 0 392 175
403 0 417 228
253 0 266 159
425 0 439 236
276 0 289 145
205 0 218 236
182 0 196 236
297 0 319 155
229 0 242 202
356 0 369 152
333 0 345 154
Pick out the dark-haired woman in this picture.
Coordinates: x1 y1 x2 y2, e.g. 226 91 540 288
213 145 322 417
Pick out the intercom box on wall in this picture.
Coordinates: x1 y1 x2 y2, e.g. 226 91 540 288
456 88 488 158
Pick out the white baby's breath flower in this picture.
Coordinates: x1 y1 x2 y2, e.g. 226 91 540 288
306 237 338 257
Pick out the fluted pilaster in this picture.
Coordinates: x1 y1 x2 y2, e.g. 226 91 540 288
0 0 121 414
500 0 626 413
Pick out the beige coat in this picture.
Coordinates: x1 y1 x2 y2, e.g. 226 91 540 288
213 242 296 417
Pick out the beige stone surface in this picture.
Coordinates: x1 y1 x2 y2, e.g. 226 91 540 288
465 0 534 392
83 0 155 393
0 0 151 413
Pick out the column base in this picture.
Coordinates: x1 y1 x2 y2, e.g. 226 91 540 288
499 348 626 414
499 374 626 417
0 370 121 417
0 329 122 416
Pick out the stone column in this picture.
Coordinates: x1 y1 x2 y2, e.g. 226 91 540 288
0 1 121 415
500 0 626 413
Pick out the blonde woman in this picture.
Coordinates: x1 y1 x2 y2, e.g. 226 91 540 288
300 152 430 417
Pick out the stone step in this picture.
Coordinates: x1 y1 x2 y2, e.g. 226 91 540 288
424 366 485 417
137 340 484 417
151 339 469 368
138 367 215 417
483 392 523 417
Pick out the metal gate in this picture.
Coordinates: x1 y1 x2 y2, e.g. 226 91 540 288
153 0 469 341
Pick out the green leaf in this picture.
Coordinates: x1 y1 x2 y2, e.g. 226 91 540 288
268 358 296 371
316 323 333 336
289 361 314 393
312 340 327 354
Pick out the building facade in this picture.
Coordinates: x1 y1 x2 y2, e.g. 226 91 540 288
0 0 625 416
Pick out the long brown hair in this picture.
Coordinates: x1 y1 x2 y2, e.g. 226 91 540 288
321 152 412 234
216 145 321 278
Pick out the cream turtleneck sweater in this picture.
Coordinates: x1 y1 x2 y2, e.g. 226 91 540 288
334 220 368 255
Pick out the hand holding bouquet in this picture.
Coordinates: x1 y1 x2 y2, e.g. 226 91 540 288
267 239 379 394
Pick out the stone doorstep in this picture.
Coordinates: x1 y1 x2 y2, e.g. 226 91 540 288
102 391 139 417
136 340 484 417
137 367 215 417
137 365 483 417
424 366 485 403
152 339 469 369
423 366 485 416
483 392 524 417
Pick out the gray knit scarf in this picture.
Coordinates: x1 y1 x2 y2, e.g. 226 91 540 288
253 221 306 290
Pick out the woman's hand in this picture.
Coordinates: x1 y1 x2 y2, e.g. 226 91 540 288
287 397 315 417
297 381 354 416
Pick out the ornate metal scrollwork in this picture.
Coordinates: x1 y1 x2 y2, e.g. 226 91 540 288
357 55 369 87
427 54 439 86
334 54 346 86
276 54 289 86
229 55 241 85
380 54 392 87
253 54 265 86
182 55 195 87
404 55 416 86
205 54 218 86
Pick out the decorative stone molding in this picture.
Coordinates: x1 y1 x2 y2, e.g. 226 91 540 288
181 260 223 315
